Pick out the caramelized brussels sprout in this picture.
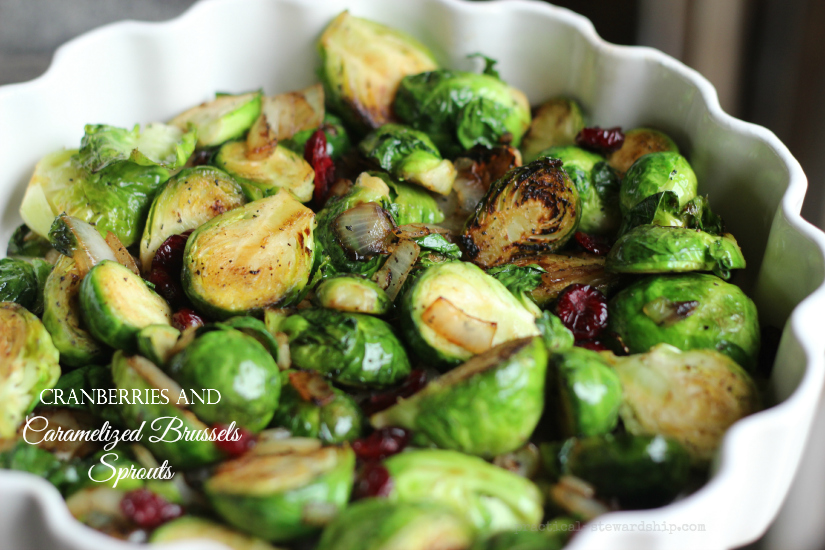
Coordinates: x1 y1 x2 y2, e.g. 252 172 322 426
318 11 438 133
372 337 547 456
607 273 760 370
619 152 697 215
606 344 760 462
150 516 281 549
511 253 621 307
462 157 580 268
204 443 355 542
74 123 196 173
607 127 678 175
170 91 262 148
453 145 522 214
215 142 315 203
314 275 391 315
520 98 585 163
245 84 325 160
182 190 316 319
139 166 246 271
0 302 61 438
280 308 410 388
383 449 544 534
48 214 118 275
0 257 50 314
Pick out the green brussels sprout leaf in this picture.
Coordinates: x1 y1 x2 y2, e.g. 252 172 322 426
75 123 197 173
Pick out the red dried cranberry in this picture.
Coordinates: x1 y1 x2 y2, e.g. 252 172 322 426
362 370 428 416
213 424 256 457
151 232 191 274
573 232 611 256
146 268 186 308
304 129 335 205
352 427 412 462
575 339 609 352
172 308 205 331
575 126 625 154
189 149 212 166
120 489 182 529
555 284 609 340
353 462 393 499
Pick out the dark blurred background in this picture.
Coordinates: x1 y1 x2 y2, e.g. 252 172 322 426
1 1 824 548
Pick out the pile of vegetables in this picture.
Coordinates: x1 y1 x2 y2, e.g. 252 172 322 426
0 10 769 550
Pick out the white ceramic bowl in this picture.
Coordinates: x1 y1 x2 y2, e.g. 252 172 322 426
2 1 825 549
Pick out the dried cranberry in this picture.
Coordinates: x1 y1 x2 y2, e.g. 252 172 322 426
146 268 186 309
362 370 428 416
304 129 335 205
555 284 609 340
575 339 609 352
172 308 205 331
575 126 625 154
353 462 393 499
120 489 182 529
213 424 256 457
573 232 611 256
189 149 212 166
151 232 191 274
352 427 412 462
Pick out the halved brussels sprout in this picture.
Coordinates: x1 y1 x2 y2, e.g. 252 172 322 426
607 273 760 370
272 370 363 444
520 98 585 163
462 157 580 268
150 516 281 550
167 328 281 432
282 113 352 161
42 256 109 367
606 344 760 462
182 190 316 319
619 152 697 215
607 127 678 175
170 91 262 148
511 253 621 307
204 443 355 542
317 498 474 550
0 257 50 314
7 224 53 257
246 85 325 156
606 225 746 278
453 145 522 215
0 302 61 438
215 141 315 203
318 11 438 133
111 352 224 467
139 166 246 271
74 123 196 173
557 433 691 509
136 324 181 366
79 260 172 351
399 261 540 366
383 449 544 535
548 347 622 437
314 275 391 315
359 124 457 195
19 149 170 246
280 308 410 388
373 337 547 456
394 69 531 157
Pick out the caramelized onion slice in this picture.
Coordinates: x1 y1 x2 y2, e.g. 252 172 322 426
393 223 453 241
373 240 420 301
334 202 395 260
422 296 497 354
104 232 140 275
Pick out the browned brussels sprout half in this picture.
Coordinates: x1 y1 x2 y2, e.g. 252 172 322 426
462 157 580 268
511 253 621 307
607 128 679 175
520 98 585 163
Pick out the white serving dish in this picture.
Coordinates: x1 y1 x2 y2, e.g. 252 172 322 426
1 0 824 549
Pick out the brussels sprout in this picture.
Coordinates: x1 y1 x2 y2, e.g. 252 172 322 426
462 157 580 268
0 440 77 493
0 257 49 313
111 352 224 467
606 344 760 462
139 166 246 271
557 433 691 508
394 69 531 157
548 347 622 437
383 449 544 535
619 152 697 215
377 173 444 225
0 302 60 438
167 328 281 431
520 98 585 163
170 91 262 148
607 127 679 175
619 190 724 238
42 256 109 367
150 516 282 550
246 84 325 157
536 311 575 351
280 308 410 388
453 145 523 214
359 124 457 195
74 123 196 173
215 316 281 359
473 530 569 550
607 273 760 370
7 224 53 257
314 275 391 315
204 443 355 542
136 324 181 367
317 498 474 550
19 149 170 246
372 337 547 456
511 253 621 307
318 11 438 134
486 263 545 316
215 141 315 203
282 113 352 161
606 225 746 278
272 370 363 444
48 213 119 274
399 261 540 366
540 146 620 235
182 190 316 319
79 260 172 351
